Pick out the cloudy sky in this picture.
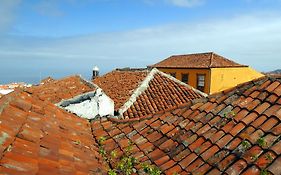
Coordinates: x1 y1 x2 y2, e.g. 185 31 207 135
0 0 281 84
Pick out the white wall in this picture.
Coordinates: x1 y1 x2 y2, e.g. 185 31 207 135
58 88 114 119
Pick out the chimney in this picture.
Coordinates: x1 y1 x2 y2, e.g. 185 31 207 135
92 66 99 80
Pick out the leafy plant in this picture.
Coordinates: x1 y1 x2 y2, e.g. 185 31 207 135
260 169 269 175
142 163 161 175
241 140 251 149
223 111 235 119
97 137 162 175
265 153 273 161
257 137 267 147
251 154 258 161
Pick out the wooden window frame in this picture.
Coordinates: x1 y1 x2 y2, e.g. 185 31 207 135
197 74 206 92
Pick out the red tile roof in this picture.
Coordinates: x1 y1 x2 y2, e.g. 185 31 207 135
91 76 281 174
151 52 247 68
122 72 205 119
93 69 149 110
94 68 205 119
0 90 106 174
26 75 97 104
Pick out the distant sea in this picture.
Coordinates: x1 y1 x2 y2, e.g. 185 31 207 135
0 57 145 85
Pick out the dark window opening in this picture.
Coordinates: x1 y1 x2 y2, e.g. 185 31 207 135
181 74 189 84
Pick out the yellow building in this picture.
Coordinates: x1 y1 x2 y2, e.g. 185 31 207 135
150 52 264 94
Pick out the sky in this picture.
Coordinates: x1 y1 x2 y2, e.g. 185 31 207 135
0 0 281 84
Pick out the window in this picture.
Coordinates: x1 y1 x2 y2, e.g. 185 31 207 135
170 73 176 78
197 74 205 92
181 74 189 84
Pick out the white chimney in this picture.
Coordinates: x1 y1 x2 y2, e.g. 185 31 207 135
92 66 99 80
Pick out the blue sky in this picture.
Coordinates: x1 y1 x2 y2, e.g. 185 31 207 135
0 0 281 84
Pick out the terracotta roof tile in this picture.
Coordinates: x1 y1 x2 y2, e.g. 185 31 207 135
0 90 106 174
1 71 281 175
94 68 204 119
26 75 96 103
151 52 247 68
93 69 149 109
90 76 281 174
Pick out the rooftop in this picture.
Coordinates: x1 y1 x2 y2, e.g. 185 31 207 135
151 52 247 69
92 76 281 174
94 68 206 119
26 75 97 104
93 69 149 110
0 72 280 174
0 90 107 174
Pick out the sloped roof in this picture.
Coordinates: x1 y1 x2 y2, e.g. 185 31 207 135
0 90 106 174
26 75 97 104
94 68 205 119
93 69 149 110
92 76 281 174
122 72 205 119
151 52 247 68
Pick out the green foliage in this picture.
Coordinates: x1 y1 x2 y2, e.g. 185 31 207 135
265 153 273 161
260 169 269 175
251 154 258 161
257 137 267 147
223 111 235 119
142 163 161 175
73 140 81 145
108 169 117 175
98 136 107 144
97 137 162 175
241 140 251 149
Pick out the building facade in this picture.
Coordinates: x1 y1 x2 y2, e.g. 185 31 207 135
151 52 264 94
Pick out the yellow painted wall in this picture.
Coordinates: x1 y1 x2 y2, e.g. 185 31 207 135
157 68 211 94
210 67 264 94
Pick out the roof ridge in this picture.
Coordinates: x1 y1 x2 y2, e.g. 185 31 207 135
211 53 248 68
117 68 159 118
170 51 214 57
117 68 207 119
209 52 214 68
78 75 100 90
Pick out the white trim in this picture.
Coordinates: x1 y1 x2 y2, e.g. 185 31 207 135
118 68 207 118
118 69 158 116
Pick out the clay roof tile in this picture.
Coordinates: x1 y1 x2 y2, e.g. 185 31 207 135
151 52 247 68
90 76 281 174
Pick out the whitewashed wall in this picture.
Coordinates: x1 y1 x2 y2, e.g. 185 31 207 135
58 88 114 119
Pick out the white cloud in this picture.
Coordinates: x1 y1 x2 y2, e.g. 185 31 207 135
0 12 281 83
0 0 21 32
166 0 204 7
